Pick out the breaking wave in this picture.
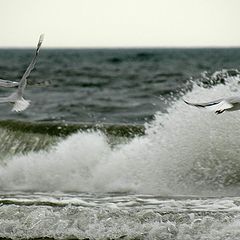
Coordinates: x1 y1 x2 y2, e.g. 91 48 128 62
1 70 240 196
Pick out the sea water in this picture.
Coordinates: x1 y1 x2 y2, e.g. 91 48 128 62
0 48 240 239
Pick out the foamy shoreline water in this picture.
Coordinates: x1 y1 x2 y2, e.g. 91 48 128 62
0 192 240 239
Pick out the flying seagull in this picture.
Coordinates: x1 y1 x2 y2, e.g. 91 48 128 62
0 34 44 112
184 97 240 114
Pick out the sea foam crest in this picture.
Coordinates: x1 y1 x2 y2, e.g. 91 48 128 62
1 71 240 195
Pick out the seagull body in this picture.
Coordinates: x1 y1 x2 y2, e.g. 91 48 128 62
184 97 240 114
0 34 44 112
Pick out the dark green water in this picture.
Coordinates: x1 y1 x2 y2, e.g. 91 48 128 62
0 48 239 123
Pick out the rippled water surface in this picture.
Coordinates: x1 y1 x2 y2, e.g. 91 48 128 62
0 48 240 239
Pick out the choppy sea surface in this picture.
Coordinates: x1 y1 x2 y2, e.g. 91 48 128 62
0 48 240 239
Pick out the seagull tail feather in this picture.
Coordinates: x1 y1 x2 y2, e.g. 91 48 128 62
12 98 31 112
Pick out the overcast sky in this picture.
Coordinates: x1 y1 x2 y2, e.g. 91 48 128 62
0 0 240 47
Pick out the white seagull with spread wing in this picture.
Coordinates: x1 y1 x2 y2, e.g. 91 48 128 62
184 96 240 114
0 34 44 112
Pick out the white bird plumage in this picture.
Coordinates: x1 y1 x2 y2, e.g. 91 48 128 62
0 34 44 112
184 96 240 114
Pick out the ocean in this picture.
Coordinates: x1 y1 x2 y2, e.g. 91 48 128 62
0 48 240 239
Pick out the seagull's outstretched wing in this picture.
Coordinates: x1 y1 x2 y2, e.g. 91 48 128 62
0 35 44 112
0 79 19 88
184 99 233 114
17 34 44 96
183 99 224 108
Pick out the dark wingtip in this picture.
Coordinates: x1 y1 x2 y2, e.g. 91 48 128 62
36 34 44 54
183 99 202 108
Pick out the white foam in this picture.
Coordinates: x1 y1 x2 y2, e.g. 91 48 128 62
1 74 240 195
0 132 111 192
0 200 239 239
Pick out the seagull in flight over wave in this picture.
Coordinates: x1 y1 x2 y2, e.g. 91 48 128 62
0 34 44 112
184 96 240 114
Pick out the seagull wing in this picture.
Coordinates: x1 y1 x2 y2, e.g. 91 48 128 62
184 98 234 113
17 34 44 96
184 99 223 108
0 79 19 88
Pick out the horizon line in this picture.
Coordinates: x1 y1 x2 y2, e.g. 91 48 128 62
0 45 240 49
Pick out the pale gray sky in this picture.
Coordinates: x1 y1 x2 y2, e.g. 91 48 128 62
0 0 240 47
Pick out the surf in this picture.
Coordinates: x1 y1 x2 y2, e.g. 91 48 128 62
0 70 240 196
